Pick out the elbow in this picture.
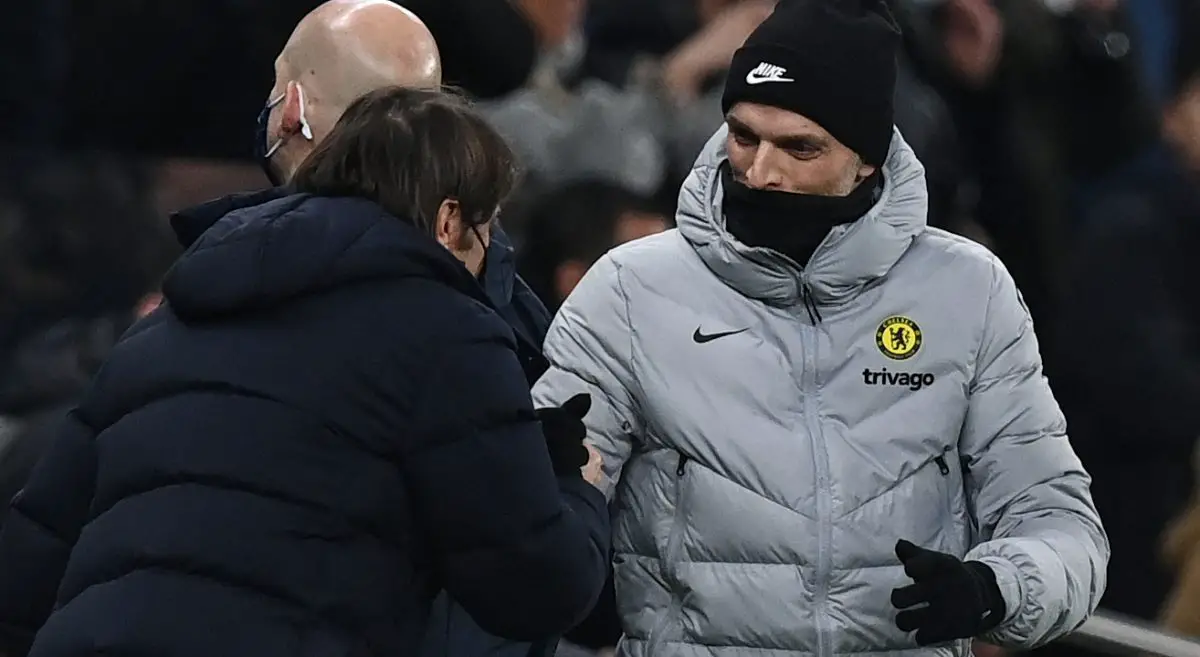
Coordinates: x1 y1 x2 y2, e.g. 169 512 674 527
547 544 611 631
500 537 608 639
480 577 606 641
445 507 611 640
971 516 1110 648
1063 496 1111 619
1086 525 1111 617
457 544 609 641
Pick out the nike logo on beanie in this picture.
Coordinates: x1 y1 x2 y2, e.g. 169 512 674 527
745 62 794 84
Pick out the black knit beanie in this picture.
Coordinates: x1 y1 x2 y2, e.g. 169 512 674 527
721 0 901 167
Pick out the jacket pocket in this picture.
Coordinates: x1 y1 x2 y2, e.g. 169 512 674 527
664 452 690 574
933 445 956 510
960 455 981 545
928 446 953 514
929 446 974 556
647 452 691 655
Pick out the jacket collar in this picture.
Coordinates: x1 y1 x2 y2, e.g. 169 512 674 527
163 193 492 319
173 189 529 313
675 126 929 307
168 188 550 358
169 187 292 248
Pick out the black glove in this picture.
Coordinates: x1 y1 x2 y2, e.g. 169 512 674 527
891 539 1006 646
534 393 592 477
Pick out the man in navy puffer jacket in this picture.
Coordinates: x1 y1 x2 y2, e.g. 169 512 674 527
0 89 610 657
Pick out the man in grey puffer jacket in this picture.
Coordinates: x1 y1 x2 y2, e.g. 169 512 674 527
531 1 1108 656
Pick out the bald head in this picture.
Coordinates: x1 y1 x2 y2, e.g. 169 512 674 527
282 0 441 118
259 0 442 183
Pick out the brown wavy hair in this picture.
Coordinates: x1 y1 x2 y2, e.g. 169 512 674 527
292 86 519 236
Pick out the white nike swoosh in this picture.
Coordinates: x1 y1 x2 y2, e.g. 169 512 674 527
745 72 795 85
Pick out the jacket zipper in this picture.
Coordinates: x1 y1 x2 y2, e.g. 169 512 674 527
647 453 690 655
930 447 980 550
933 453 950 475
960 455 981 541
801 283 823 324
797 288 833 657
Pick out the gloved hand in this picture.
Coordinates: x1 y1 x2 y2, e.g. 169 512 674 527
891 539 1006 646
534 393 592 477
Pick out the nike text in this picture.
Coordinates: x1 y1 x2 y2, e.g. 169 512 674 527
745 62 794 85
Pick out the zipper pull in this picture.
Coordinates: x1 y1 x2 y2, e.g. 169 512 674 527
676 454 689 476
933 454 950 476
801 283 823 324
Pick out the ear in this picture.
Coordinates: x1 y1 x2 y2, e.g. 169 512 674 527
855 161 878 184
279 82 313 141
435 199 462 249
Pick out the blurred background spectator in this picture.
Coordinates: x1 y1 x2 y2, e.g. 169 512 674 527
3 0 1200 654
1051 5 1200 630
1159 442 1200 638
517 179 672 312
0 153 177 526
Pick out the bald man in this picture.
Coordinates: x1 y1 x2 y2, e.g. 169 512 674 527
0 3 601 657
172 0 550 387
255 0 441 186
200 5 570 638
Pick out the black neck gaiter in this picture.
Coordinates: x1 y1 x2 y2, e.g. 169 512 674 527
721 164 883 268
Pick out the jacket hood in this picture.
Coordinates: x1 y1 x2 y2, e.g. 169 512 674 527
169 187 292 249
172 188 523 315
162 193 489 320
675 125 928 306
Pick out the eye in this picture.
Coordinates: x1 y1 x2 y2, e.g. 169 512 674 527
731 131 756 147
786 144 821 160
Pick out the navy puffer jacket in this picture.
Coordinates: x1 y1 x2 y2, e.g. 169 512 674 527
0 193 610 657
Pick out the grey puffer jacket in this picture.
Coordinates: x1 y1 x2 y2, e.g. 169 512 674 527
531 127 1108 657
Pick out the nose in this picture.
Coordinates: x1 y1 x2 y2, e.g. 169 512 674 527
742 143 784 190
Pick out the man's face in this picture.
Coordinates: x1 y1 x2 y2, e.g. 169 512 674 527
435 199 495 277
456 220 493 278
724 102 875 196
1165 78 1200 176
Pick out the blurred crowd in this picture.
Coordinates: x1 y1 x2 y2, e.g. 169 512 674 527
3 0 1200 653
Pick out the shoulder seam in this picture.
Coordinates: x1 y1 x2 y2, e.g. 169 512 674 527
609 256 642 419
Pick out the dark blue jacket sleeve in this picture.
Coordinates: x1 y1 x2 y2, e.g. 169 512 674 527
404 328 610 641
0 410 97 656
